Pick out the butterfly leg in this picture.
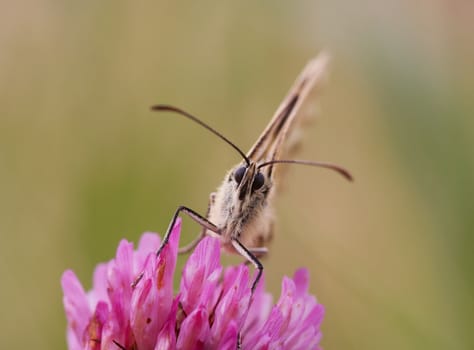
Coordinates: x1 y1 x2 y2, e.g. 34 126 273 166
248 247 268 255
231 238 263 293
132 205 219 289
232 239 264 349
178 193 216 254
243 247 268 268
177 232 206 254
157 205 220 256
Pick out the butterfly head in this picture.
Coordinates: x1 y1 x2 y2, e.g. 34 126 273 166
232 162 268 202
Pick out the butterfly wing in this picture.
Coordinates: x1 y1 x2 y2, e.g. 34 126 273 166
247 53 330 182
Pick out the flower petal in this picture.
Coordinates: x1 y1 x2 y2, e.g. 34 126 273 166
176 306 210 350
244 308 284 349
135 232 161 272
88 262 108 309
293 268 309 298
131 219 181 349
210 265 251 347
84 301 108 350
61 270 91 347
180 236 222 315
215 320 239 350
154 297 179 350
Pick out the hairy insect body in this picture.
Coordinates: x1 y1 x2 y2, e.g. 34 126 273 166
207 163 274 254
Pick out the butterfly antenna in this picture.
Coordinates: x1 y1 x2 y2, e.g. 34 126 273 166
151 104 250 166
258 159 353 182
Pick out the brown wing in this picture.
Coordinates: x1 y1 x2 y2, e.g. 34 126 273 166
246 53 330 181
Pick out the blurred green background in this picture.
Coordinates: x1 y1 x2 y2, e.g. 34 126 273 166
1 1 473 349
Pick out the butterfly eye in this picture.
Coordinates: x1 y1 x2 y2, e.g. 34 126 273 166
252 172 265 191
234 166 246 184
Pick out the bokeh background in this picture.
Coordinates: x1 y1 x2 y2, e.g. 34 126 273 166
1 1 473 349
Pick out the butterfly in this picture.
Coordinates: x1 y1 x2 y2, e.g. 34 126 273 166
150 53 352 292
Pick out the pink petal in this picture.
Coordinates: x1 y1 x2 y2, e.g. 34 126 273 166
107 240 134 327
214 320 239 350
154 298 179 350
137 232 161 253
176 306 210 350
271 271 324 349
101 240 137 348
135 232 161 272
180 236 222 315
293 268 309 298
245 308 283 349
88 262 108 309
130 277 158 349
284 326 320 350
210 265 251 347
84 301 108 350
109 239 135 292
101 288 134 349
131 220 181 349
66 327 82 350
61 270 91 347
275 276 298 333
